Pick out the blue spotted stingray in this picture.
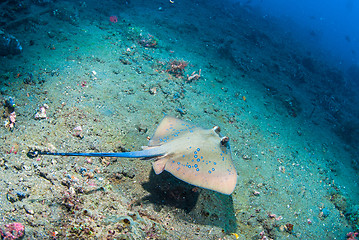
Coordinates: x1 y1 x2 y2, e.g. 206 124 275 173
30 117 237 194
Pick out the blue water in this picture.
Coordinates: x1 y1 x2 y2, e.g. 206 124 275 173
234 0 359 69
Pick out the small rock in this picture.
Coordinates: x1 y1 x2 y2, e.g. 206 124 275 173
297 129 302 136
6 191 29 203
319 208 330 219
247 217 258 226
34 104 49 120
72 126 83 139
116 167 136 179
149 86 157 95
0 30 22 56
279 225 285 232
24 204 35 215
242 154 252 160
114 172 123 180
253 190 260 196
136 124 147 134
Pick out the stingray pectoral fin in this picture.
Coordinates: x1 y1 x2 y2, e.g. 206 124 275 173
148 116 200 147
163 159 237 195
152 156 169 174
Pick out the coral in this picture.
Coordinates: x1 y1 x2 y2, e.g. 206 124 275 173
60 190 83 213
166 60 188 78
0 222 25 240
138 33 158 48
186 69 201 82
285 223 294 233
109 15 118 23
3 97 16 130
347 232 359 240
4 111 16 130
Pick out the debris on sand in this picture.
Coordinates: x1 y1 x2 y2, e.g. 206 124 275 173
3 97 16 130
34 104 49 120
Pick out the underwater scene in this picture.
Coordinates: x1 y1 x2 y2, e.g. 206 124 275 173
1 0 359 239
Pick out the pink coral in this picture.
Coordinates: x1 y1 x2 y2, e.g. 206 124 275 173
8 112 16 129
347 232 359 240
0 222 25 240
166 60 188 78
109 15 118 23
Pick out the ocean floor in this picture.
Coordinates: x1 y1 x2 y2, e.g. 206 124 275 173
1 0 359 239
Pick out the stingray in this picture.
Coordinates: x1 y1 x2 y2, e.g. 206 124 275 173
28 116 237 195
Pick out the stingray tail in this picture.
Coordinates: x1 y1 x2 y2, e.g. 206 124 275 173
27 148 165 159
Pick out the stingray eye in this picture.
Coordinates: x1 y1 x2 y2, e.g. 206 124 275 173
213 126 221 133
220 136 229 145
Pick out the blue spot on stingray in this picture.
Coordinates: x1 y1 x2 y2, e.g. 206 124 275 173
197 159 200 162
172 160 175 163
194 164 198 168
177 162 180 165
160 138 163 142
182 155 185 158
197 148 200 151
201 156 203 159
194 155 198 158
214 162 217 165
194 151 197 154
208 170 212 174
196 168 199 171
212 168 215 171
192 159 194 162
177 167 180 171
188 165 191 168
